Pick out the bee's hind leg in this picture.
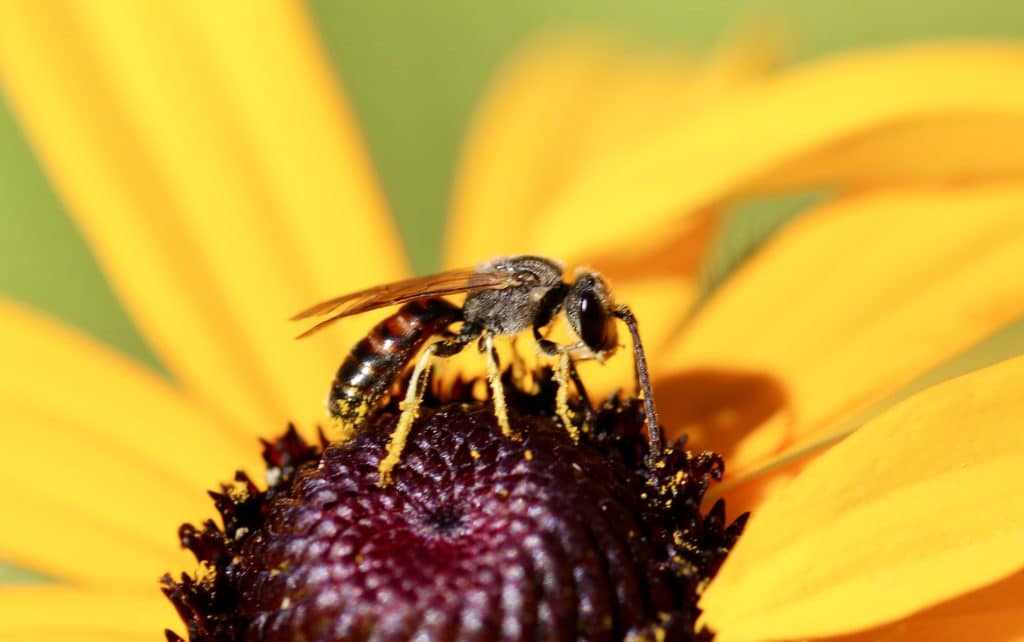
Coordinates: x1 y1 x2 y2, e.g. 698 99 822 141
378 335 467 486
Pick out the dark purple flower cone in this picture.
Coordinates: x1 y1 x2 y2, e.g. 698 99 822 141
163 372 747 641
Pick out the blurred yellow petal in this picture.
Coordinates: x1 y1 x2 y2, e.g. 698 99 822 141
2 399 212 559
0 299 260 491
0 1 407 431
823 571 1024 642
659 183 1024 475
445 30 781 268
445 37 615 267
532 43 1024 260
0 301 254 586
442 34 750 390
6 636 146 642
3 485 182 587
701 354 1024 641
1 398 212 585
6 634 149 642
0 585 172 638
764 114 1024 190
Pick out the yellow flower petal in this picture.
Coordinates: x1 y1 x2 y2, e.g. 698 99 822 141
822 571 1024 642
764 114 1024 190
6 636 148 642
445 31 779 268
0 1 407 431
2 401 209 562
0 585 170 639
700 354 1024 641
659 183 1024 475
532 43 1024 260
0 301 259 584
0 299 260 490
445 37 616 267
7 635 149 642
3 484 181 587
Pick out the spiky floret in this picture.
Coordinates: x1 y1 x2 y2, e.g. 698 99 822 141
163 371 746 641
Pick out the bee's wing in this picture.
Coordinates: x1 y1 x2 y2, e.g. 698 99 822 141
291 267 522 339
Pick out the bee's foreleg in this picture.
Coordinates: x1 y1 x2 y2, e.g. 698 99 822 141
565 357 593 417
613 304 663 464
534 331 592 438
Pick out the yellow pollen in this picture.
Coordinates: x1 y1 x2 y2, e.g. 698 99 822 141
226 481 250 503
327 414 359 444
195 560 217 586
553 351 579 443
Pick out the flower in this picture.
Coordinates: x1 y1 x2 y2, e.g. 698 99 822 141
1 3 1024 641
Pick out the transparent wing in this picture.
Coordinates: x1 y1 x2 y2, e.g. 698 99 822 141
291 267 522 339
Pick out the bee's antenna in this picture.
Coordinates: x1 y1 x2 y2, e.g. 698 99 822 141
614 305 663 463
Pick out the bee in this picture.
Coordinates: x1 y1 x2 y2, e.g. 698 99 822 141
293 255 661 484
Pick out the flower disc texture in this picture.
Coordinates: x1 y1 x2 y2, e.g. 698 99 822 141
163 375 746 642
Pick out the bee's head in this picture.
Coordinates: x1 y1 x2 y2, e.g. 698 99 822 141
565 270 619 360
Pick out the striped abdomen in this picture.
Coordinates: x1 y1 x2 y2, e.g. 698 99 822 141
328 298 462 438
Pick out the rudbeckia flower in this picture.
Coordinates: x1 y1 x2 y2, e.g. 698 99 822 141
2 3 1024 641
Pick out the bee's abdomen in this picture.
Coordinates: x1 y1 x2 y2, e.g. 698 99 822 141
329 298 462 432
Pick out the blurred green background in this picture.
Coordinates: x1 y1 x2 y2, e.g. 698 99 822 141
3 2 1024 584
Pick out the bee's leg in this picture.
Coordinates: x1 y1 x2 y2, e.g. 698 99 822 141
378 334 471 486
613 305 663 464
565 357 593 417
378 343 437 486
553 350 580 443
483 333 515 439
534 334 578 437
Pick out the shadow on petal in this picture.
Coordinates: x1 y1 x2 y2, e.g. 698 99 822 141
581 208 719 284
655 367 792 462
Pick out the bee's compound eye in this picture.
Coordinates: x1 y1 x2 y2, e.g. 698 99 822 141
577 288 616 353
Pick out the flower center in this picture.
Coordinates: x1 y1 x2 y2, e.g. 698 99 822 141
163 373 746 642
423 504 465 536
